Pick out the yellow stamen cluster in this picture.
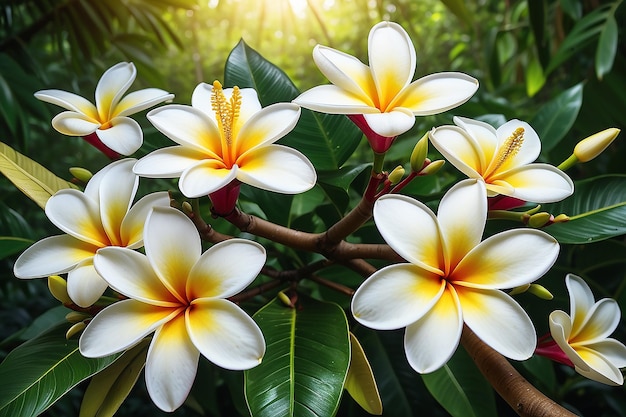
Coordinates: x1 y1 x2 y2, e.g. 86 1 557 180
493 127 524 171
211 80 241 145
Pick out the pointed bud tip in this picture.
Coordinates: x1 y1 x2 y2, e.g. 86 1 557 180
574 128 620 162
387 166 405 185
528 284 554 300
48 275 73 305
410 132 429 172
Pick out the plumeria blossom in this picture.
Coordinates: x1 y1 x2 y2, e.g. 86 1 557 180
80 207 266 412
351 179 559 373
293 21 478 153
35 62 174 156
133 81 316 213
429 116 574 203
13 159 169 307
538 274 626 385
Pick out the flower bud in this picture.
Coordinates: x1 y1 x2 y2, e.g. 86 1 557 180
528 284 554 300
66 321 86 339
509 284 530 296
553 213 570 223
387 166 405 185
181 201 193 216
574 128 620 163
66 311 90 323
528 212 553 228
69 167 93 183
410 132 429 173
48 275 72 305
419 159 445 176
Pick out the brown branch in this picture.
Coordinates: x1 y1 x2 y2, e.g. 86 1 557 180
461 326 578 417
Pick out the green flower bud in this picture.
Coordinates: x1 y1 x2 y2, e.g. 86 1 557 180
528 283 554 300
69 167 93 183
419 159 445 176
509 284 530 296
65 311 90 323
410 132 429 172
387 166 405 185
48 275 73 305
66 321 86 339
528 212 553 228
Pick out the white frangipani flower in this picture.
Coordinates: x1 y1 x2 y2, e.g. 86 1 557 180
13 159 169 307
351 179 559 373
80 207 266 412
429 116 574 203
549 274 626 385
35 62 174 156
133 81 316 199
293 21 478 149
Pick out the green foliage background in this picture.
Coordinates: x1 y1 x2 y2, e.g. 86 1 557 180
1 0 625 416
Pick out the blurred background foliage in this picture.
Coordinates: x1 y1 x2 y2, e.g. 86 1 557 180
1 0 625 416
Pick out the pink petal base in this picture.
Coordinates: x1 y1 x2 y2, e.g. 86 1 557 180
348 114 396 154
209 180 241 217
535 333 575 367
83 132 121 160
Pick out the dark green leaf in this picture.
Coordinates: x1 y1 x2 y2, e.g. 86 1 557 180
543 175 626 244
0 236 32 259
595 15 618 80
245 296 350 417
421 346 497 417
0 306 69 348
528 0 549 68
531 83 583 152
0 323 120 417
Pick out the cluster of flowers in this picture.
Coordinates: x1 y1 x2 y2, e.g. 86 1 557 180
13 21 626 411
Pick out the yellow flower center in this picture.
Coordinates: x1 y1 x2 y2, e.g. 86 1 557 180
488 127 524 175
211 80 241 145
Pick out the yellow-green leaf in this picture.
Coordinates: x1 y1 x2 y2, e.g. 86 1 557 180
79 339 150 417
0 141 77 210
344 332 382 415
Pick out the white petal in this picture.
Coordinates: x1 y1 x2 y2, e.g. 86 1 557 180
453 116 498 167
79 299 179 357
565 274 595 336
429 125 486 179
192 83 261 123
453 229 559 289
133 147 204 178
97 159 137 246
584 339 626 369
293 85 377 114
95 117 143 156
437 179 486 272
186 299 265 370
45 190 108 247
84 159 119 201
144 207 201 300
147 105 222 157
187 239 266 299
94 247 177 306
179 160 237 198
95 62 136 121
573 298 621 344
115 88 174 117
312 45 376 103
575 348 624 385
35 89 98 118
66 258 108 307
491 164 574 203
460 288 536 360
146 316 199 411
368 22 415 109
392 73 478 115
13 235 97 278
362 108 415 137
351 264 445 330
549 310 578 364
121 191 170 248
404 286 462 373
236 103 300 152
374 194 443 274
51 111 99 136
236 145 316 194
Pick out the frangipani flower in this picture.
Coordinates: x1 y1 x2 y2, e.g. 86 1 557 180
133 81 316 213
80 207 266 412
293 21 478 153
429 117 574 203
13 159 169 307
35 62 174 156
351 179 559 373
542 274 626 385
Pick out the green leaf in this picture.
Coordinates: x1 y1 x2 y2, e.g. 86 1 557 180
0 141 78 210
595 15 618 80
438 0 474 27
245 296 350 417
0 236 32 259
79 339 149 417
530 83 583 152
0 306 69 348
224 40 362 170
344 333 382 415
525 56 546 97
421 346 497 417
0 323 120 417
543 175 626 244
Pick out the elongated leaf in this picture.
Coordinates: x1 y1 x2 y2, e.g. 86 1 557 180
0 306 69 347
595 15 618 79
245 296 350 417
0 323 120 417
79 339 149 417
0 236 32 259
344 333 382 415
531 83 583 152
438 0 473 27
421 346 497 417
224 40 362 170
0 141 77 210
543 175 626 244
